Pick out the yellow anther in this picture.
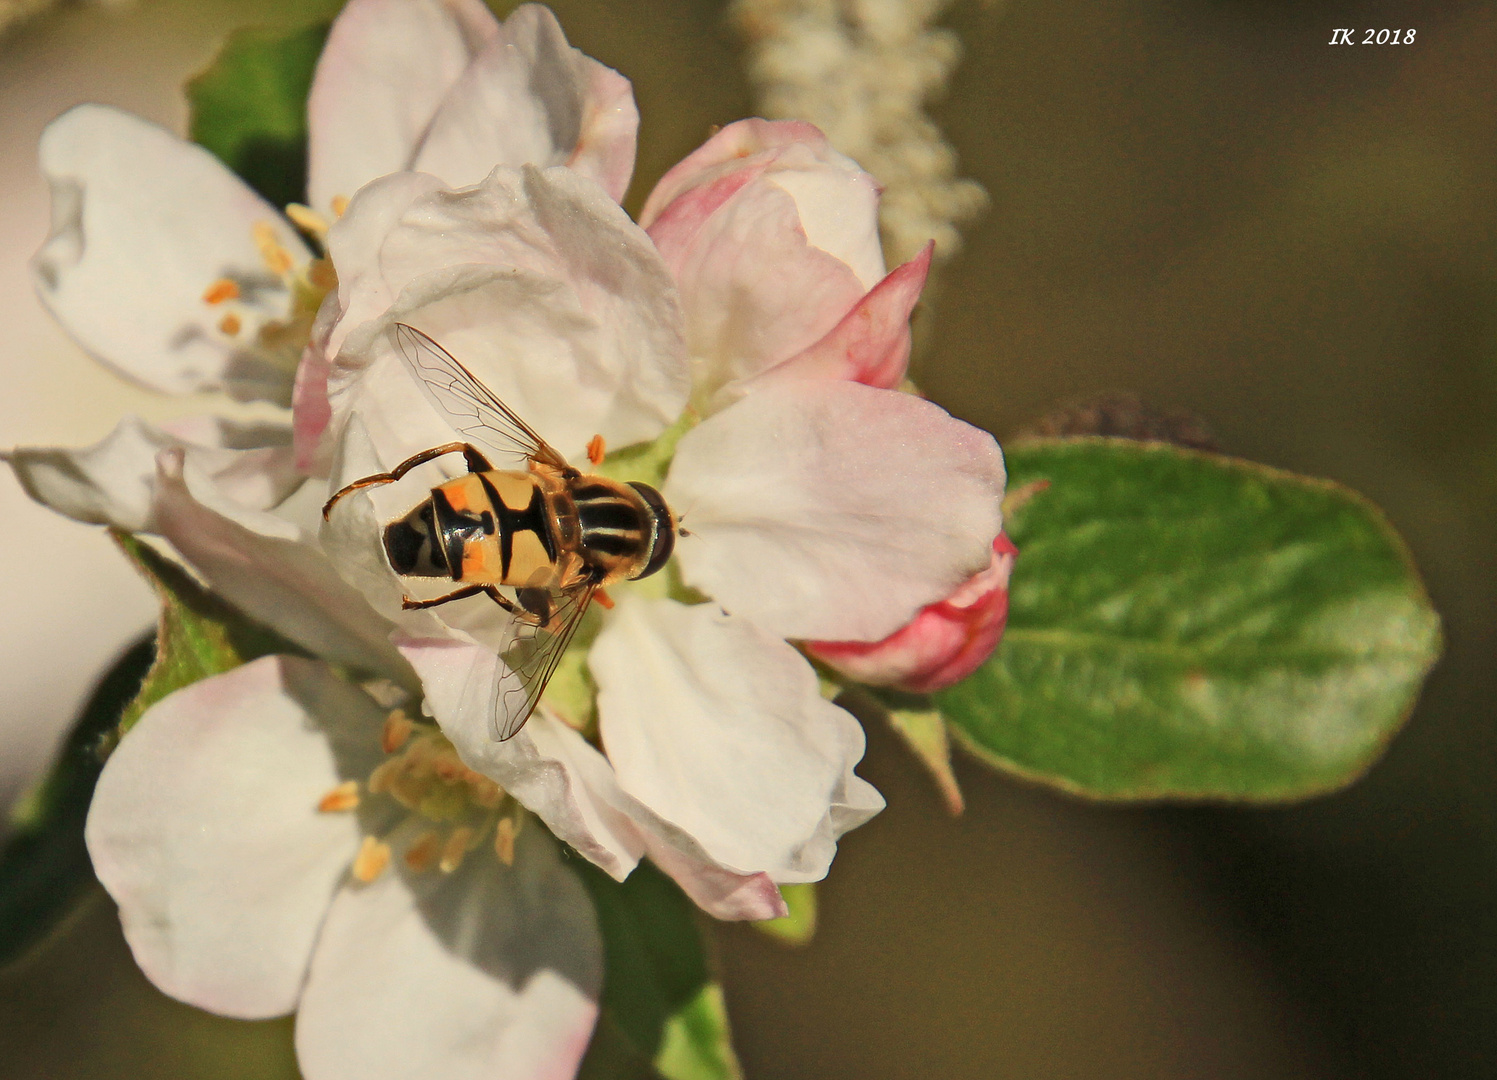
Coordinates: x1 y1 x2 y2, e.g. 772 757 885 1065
308 257 338 292
494 816 518 866
284 203 330 236
331 195 350 218
218 312 243 337
586 434 606 465
381 709 414 754
202 277 240 305
404 830 440 873
472 777 504 809
253 221 295 276
366 758 396 795
440 827 475 873
352 836 391 882
317 779 360 813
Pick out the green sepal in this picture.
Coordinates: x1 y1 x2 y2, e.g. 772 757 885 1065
939 438 1442 800
577 862 742 1080
186 22 330 210
751 881 818 946
112 531 302 736
0 638 151 969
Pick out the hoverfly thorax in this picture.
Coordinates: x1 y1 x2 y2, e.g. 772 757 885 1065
322 323 681 741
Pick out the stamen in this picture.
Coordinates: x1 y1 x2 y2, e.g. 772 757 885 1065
494 816 519 866
594 587 615 610
352 836 391 882
440 826 475 873
218 312 243 337
587 434 606 465
331 195 350 218
472 777 504 809
202 278 240 304
284 203 330 237
252 221 295 276
404 830 441 872
381 709 414 754
308 258 338 292
318 779 360 813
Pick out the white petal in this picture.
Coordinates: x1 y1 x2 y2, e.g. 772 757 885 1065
590 597 882 878
666 380 1007 641
4 416 301 532
34 105 310 402
413 5 638 202
296 826 601 1080
307 0 498 212
407 624 791 920
321 171 448 359
153 448 412 681
398 629 646 880
767 151 884 290
325 166 687 465
85 656 385 1019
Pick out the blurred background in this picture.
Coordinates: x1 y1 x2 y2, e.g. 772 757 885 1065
0 0 1493 1076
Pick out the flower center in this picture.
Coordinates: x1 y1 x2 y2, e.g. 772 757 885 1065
198 210 339 385
318 708 525 883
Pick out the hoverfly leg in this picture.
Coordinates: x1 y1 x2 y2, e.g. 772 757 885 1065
402 583 526 617
323 442 492 519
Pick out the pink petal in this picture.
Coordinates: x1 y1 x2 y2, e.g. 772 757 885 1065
744 242 933 393
307 0 498 212
642 118 889 403
650 174 866 404
665 380 1006 642
638 118 828 229
810 533 1017 693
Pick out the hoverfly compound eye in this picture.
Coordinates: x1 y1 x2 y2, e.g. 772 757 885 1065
628 482 676 579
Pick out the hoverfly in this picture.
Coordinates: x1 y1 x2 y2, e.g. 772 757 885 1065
323 323 678 741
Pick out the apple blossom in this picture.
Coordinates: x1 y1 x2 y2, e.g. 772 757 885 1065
304 151 1005 919
87 654 602 1080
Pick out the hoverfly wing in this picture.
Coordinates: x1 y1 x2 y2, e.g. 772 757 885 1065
388 323 574 473
490 579 599 741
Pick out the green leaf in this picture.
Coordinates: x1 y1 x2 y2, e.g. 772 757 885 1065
578 863 742 1080
186 22 329 209
751 882 817 946
939 438 1442 800
0 638 152 969
112 531 299 735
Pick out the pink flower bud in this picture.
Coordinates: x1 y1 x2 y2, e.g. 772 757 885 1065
809 533 1017 694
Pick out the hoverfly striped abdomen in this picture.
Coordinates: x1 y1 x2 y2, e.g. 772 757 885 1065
572 478 675 583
